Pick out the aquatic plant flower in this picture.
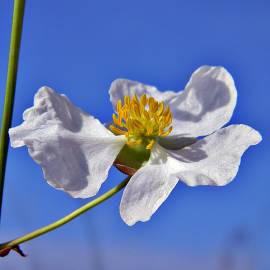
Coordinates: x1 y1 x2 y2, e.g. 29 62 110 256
9 66 261 225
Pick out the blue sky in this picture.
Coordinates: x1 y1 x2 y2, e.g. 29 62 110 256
0 1 269 269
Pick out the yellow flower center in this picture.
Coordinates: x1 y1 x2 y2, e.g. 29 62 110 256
109 94 173 149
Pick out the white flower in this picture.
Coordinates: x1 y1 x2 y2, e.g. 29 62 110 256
9 66 261 225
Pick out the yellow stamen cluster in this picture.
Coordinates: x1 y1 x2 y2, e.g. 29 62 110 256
109 94 173 149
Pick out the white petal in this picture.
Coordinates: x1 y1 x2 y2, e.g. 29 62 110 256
109 66 237 137
9 86 126 198
169 66 237 137
166 125 262 186
120 145 178 226
109 79 177 109
157 136 197 150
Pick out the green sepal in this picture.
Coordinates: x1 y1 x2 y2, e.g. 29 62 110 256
114 143 151 175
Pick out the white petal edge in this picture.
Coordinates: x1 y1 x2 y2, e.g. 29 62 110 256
168 66 237 137
120 144 178 226
166 124 262 186
109 78 177 109
9 86 126 198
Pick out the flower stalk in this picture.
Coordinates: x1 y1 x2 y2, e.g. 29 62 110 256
0 176 130 256
0 0 25 216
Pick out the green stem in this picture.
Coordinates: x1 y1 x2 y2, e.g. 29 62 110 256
0 0 25 216
0 176 130 251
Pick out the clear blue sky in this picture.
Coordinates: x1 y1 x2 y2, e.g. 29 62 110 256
0 1 269 269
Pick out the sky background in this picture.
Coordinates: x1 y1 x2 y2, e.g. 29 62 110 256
0 0 269 269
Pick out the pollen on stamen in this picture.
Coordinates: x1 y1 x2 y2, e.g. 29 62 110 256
109 94 173 148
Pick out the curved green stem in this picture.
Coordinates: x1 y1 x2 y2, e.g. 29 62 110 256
0 176 130 252
0 0 25 217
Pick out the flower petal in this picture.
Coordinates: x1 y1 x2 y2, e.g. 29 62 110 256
166 125 262 186
157 136 197 150
109 66 237 137
9 87 126 198
169 66 237 137
109 79 177 109
120 145 178 226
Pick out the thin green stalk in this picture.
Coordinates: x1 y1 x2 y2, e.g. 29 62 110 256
0 176 130 253
0 0 25 216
